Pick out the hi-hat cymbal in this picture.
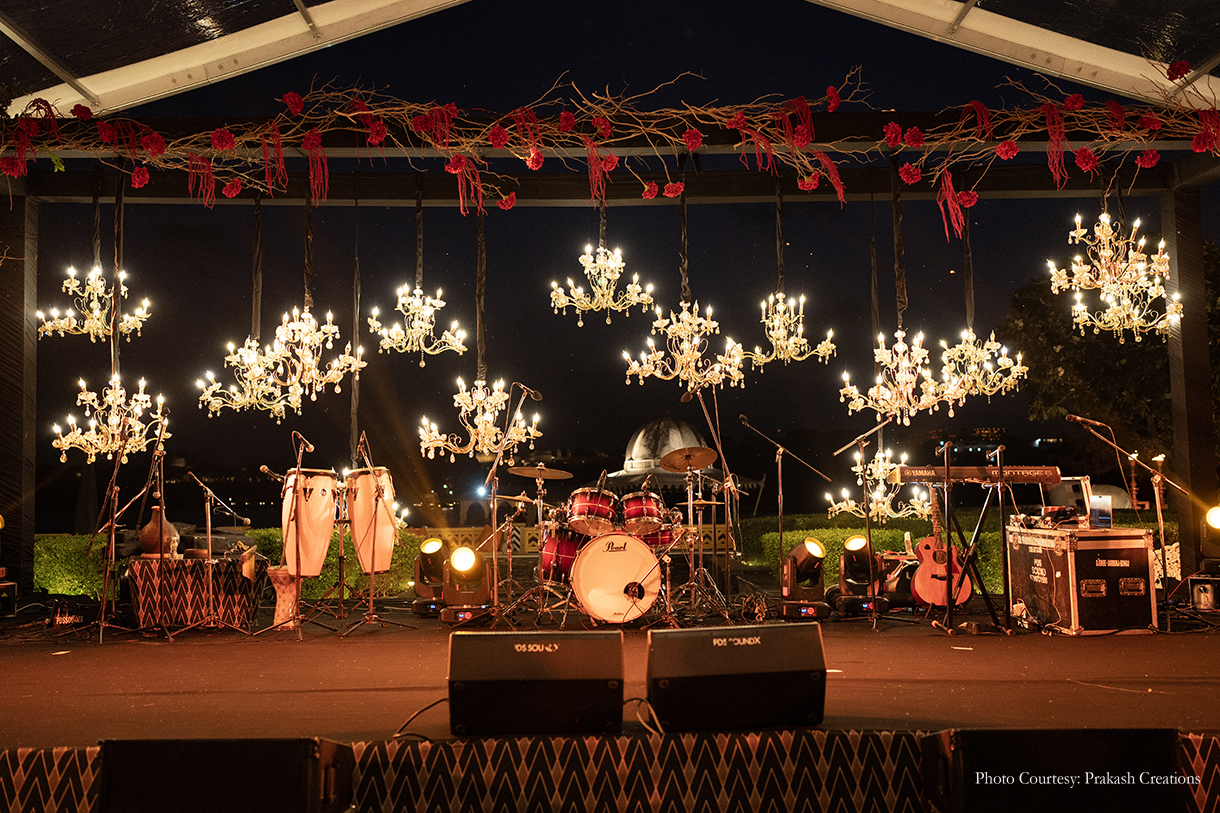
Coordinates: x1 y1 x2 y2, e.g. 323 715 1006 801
507 464 573 480
659 446 718 473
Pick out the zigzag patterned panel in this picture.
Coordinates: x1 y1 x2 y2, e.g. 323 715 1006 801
128 558 265 628
351 730 925 812
0 747 101 813
1180 732 1220 813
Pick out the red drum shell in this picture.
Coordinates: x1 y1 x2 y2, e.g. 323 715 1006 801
620 491 665 535
537 525 589 583
567 488 619 536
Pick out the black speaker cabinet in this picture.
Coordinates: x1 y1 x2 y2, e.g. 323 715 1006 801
448 630 623 736
101 738 352 813
647 623 826 731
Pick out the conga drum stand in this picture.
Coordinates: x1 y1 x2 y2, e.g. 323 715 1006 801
308 489 356 622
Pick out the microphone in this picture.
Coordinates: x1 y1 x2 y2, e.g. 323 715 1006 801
680 390 694 403
216 510 252 526
259 465 285 482
293 431 315 453
515 383 543 401
1065 414 1106 428
739 414 749 426
935 441 950 455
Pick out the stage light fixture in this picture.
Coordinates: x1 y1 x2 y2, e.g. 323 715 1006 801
779 537 831 621
412 537 449 617
838 534 888 616
1207 506 1220 531
441 545 491 620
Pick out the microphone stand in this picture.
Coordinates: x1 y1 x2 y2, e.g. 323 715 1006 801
834 418 894 631
177 472 253 635
690 388 734 617
1073 421 1186 631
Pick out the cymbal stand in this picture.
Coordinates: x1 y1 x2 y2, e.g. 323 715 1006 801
341 434 416 637
480 385 533 606
672 470 730 621
176 473 253 635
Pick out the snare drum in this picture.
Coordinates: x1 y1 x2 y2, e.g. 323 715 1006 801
282 468 338 577
570 533 661 623
567 488 619 536
346 467 397 574
537 524 589 583
641 526 673 549
620 491 665 535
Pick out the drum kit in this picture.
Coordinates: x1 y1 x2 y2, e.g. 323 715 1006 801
496 445 732 627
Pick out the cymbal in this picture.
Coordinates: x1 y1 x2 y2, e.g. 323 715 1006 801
659 446 718 473
507 464 573 480
690 499 723 507
496 493 535 504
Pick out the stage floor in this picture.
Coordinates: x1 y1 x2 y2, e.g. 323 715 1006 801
3 597 1219 750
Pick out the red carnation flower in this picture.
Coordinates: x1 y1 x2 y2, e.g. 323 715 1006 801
1167 60 1191 81
996 140 1019 160
211 128 235 151
662 181 684 198
798 176 820 191
725 112 747 130
140 131 166 157
792 125 812 149
497 192 516 211
956 190 978 208
526 148 543 171
903 126 924 148
1192 128 1217 154
883 122 902 148
97 120 115 143
593 116 611 138
367 119 387 145
445 154 467 174
826 86 840 113
559 111 576 133
1137 114 1162 132
283 92 304 116
601 153 618 172
1064 93 1085 111
641 182 659 199
131 166 150 188
70 104 92 120
222 178 242 198
411 114 432 134
302 129 322 151
683 128 703 151
0 156 26 177
898 162 921 184
1134 148 1160 168
488 125 509 149
1074 147 1099 173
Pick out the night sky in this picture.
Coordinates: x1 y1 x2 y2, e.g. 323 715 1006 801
30 0 1220 531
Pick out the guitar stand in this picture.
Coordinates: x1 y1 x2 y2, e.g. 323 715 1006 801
931 484 1007 635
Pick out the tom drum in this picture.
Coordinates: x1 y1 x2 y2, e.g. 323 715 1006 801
567 488 619 536
620 491 665 535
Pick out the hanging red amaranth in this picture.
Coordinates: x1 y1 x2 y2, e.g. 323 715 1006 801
957 190 978 208
0 156 27 177
262 123 287 195
559 111 576 133
582 135 609 202
1063 94 1085 112
513 107 541 153
1168 61 1191 81
188 153 216 208
349 99 386 150
14 118 38 163
423 104 459 149
662 182 684 198
826 86 840 113
898 163 921 185
488 125 509 149
725 112 773 172
1074 148 1099 175
641 182 658 199
70 103 92 120
497 192 516 211
812 151 844 205
996 140 1019 160
783 96 814 149
26 99 61 144
936 171 965 240
131 166 150 189
283 92 304 116
1192 109 1219 154
961 101 993 140
798 176 819 191
1042 103 1067 188
592 117 611 138
683 128 703 152
222 178 242 198
301 128 328 202
1105 101 1127 132
444 154 484 216
1135 149 1160 169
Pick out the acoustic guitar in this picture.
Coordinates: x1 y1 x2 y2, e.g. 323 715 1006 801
910 498 972 607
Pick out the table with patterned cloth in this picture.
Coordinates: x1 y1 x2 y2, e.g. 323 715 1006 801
127 557 267 628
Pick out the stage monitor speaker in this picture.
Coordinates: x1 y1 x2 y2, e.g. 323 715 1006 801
448 629 623 736
647 623 826 731
101 738 352 813
920 728 1181 813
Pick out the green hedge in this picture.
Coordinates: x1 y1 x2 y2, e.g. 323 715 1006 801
33 534 109 597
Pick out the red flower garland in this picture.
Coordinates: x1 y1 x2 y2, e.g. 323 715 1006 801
1074 147 1099 174
301 128 328 202
187 153 215 208
1167 61 1191 81
1134 149 1160 169
662 181 684 198
222 178 242 198
903 127 924 148
798 175 819 191
898 163 921 185
497 192 516 211
1063 93 1085 112
283 92 304 116
526 148 544 171
1192 109 1219 154
601 153 618 172
140 130 166 158
641 182 658 199
593 116 611 138
131 166 150 188
957 190 978 208
97 120 115 144
1138 113 1162 131
781 96 814 149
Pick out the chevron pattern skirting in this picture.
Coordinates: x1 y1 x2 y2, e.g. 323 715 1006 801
352 729 925 813
0 747 101 813
1180 732 1220 813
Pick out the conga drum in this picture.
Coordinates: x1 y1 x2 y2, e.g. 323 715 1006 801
346 467 397 574
281 468 338 577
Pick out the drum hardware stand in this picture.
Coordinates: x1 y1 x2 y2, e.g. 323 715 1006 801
692 388 748 607
672 472 731 621
642 533 685 629
341 434 417 637
176 472 254 635
256 434 337 639
309 494 357 621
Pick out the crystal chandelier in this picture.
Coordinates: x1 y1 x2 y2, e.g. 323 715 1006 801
551 244 655 327
937 329 1028 411
840 330 946 426
197 307 366 423
367 286 467 366
419 377 541 462
826 448 931 523
53 375 169 465
744 293 836 369
37 266 151 342
624 301 746 394
1048 212 1182 343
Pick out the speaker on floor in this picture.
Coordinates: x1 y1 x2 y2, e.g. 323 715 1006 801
101 738 352 813
920 728 1182 813
646 623 826 731
448 629 623 736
